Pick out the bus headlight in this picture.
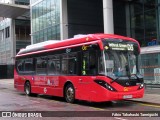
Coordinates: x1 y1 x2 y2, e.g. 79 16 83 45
138 83 144 89
94 80 117 91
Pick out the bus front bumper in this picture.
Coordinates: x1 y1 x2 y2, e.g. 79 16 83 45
89 88 144 102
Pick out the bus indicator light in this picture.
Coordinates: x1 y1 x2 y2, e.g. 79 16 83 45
124 87 128 91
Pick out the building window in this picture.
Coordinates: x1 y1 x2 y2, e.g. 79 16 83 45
0 30 4 41
128 0 158 46
5 27 10 38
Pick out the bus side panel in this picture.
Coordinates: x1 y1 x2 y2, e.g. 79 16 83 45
58 76 101 101
29 76 64 97
73 76 113 102
40 76 64 97
14 69 25 92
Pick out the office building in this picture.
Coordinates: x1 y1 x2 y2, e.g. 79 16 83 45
0 0 30 78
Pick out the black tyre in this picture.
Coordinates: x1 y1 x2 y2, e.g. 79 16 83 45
65 84 75 103
24 81 31 96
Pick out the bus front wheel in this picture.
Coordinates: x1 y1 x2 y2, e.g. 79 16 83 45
24 81 31 96
65 84 75 103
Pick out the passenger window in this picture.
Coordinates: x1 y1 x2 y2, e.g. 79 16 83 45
61 53 77 75
36 57 47 75
17 60 25 72
24 58 34 72
48 55 61 75
68 54 77 75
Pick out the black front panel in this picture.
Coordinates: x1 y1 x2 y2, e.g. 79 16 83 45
116 79 144 87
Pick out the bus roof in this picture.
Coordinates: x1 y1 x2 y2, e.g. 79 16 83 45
141 45 160 54
17 34 138 56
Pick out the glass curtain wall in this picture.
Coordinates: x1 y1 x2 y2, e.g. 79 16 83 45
0 19 11 64
31 0 60 44
15 20 31 53
129 0 159 46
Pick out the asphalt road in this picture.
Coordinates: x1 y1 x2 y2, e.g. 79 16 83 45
0 79 160 120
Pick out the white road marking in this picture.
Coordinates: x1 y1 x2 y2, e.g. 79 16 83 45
31 100 40 104
114 117 128 120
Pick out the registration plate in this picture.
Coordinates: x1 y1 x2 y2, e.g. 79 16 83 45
123 95 133 99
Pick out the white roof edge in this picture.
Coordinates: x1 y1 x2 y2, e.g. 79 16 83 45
26 40 60 49
73 34 87 38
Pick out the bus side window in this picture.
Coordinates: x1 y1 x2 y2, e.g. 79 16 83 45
48 61 56 75
17 60 25 72
24 58 34 72
68 54 77 75
36 57 47 75
62 55 68 74
61 53 77 75
48 55 61 75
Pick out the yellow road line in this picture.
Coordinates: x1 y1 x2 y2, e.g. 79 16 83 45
140 103 160 108
91 107 105 111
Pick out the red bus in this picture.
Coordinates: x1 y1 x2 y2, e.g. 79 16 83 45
14 34 144 103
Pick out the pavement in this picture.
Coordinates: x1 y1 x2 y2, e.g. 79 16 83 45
129 87 160 105
0 79 160 105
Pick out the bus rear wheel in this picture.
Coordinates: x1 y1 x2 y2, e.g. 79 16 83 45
24 81 31 96
65 84 75 103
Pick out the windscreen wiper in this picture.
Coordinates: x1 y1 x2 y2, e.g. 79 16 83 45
110 77 120 84
131 74 143 81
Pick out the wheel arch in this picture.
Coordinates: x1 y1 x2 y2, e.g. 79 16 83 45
24 80 31 92
63 81 74 97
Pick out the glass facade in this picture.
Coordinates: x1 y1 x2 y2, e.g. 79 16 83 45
31 0 60 44
31 0 38 4
128 0 159 47
0 18 12 64
15 19 31 53
141 52 160 84
113 0 160 47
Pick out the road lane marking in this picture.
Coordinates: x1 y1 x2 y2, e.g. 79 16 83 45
90 107 105 111
130 101 160 108
114 117 128 120
31 100 40 104
140 103 160 108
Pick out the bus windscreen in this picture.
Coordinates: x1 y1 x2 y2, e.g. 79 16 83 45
102 39 141 80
